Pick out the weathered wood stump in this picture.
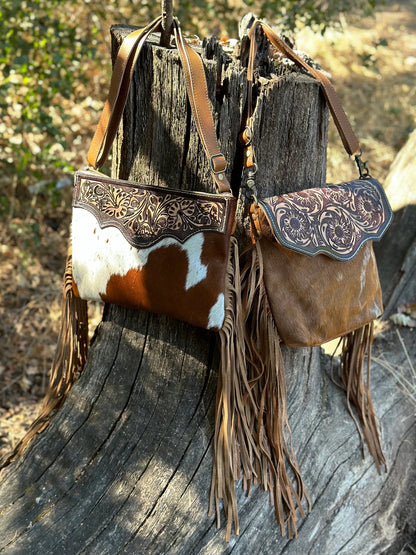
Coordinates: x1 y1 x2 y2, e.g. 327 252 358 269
373 128 416 316
0 27 414 554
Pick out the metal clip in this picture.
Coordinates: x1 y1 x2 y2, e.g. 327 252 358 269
354 151 371 179
245 162 258 203
247 162 258 177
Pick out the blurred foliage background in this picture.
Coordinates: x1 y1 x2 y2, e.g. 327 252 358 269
1 0 415 455
1 0 379 212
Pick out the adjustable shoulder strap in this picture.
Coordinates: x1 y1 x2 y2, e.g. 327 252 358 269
247 20 360 157
87 17 230 193
173 21 229 193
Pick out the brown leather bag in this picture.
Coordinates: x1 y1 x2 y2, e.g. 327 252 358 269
251 177 392 347
243 21 393 348
225 19 394 535
71 17 236 331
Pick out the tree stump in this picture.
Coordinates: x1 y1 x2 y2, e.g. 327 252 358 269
0 27 414 554
373 129 416 316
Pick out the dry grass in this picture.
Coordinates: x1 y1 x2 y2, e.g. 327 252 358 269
373 328 416 410
296 1 416 183
1 1 415 458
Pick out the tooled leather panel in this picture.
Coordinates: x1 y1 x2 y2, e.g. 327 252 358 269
259 177 393 261
73 172 234 249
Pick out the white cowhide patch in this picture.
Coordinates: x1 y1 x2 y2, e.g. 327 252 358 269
71 208 224 326
208 293 225 330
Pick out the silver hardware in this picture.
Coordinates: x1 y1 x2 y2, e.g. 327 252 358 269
244 163 258 203
247 162 258 176
243 125 253 145
355 151 371 179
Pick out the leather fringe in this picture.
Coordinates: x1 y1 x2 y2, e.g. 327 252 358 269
336 323 387 473
210 238 310 541
209 236 258 541
0 253 88 469
240 241 310 538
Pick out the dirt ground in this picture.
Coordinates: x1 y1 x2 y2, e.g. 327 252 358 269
0 2 415 461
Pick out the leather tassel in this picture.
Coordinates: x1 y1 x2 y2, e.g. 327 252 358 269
0 252 88 468
209 236 259 541
337 323 387 474
241 241 310 538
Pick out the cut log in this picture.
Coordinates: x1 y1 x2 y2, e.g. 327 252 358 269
0 26 414 554
374 128 416 316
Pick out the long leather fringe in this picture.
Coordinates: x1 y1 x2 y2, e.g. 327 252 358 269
0 253 88 469
241 241 310 538
209 236 258 541
210 238 310 541
337 323 386 473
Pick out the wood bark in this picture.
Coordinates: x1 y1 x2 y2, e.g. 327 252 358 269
0 27 414 554
159 0 173 47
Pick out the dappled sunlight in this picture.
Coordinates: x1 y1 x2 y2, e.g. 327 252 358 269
1 0 415 477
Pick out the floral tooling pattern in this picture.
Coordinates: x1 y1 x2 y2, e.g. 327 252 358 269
73 173 232 248
260 177 393 261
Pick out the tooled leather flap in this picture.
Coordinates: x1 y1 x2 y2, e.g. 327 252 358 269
73 171 235 249
256 177 393 261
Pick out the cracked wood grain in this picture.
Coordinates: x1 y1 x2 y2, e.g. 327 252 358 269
0 26 414 555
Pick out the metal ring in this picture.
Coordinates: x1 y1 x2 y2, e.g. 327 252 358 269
247 162 258 176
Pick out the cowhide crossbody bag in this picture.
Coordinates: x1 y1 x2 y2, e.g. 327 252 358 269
1 19 245 529
0 19 243 513
72 17 236 331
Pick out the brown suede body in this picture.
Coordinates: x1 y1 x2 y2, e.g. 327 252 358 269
259 236 383 347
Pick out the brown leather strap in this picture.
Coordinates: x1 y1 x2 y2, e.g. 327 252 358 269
246 26 257 127
87 17 230 193
87 17 163 169
240 31 258 172
172 21 230 193
247 20 361 156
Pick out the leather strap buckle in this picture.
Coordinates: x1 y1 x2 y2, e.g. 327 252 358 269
209 153 227 175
